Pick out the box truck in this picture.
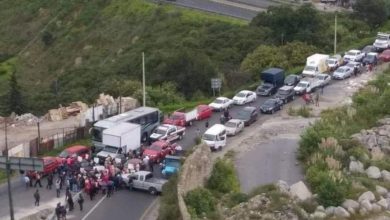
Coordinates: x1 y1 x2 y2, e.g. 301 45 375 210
302 54 329 77
96 122 141 163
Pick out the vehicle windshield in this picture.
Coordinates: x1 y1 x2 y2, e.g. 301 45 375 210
285 76 295 84
378 35 388 40
336 68 346 73
91 127 103 142
277 89 290 95
165 160 180 168
296 82 307 87
225 121 237 128
261 84 272 89
59 150 69 158
346 63 356 68
346 52 357 56
304 66 316 71
202 134 216 141
237 110 251 119
263 100 275 106
154 128 167 135
236 92 246 98
315 75 326 80
103 146 119 153
213 98 224 104
327 60 336 65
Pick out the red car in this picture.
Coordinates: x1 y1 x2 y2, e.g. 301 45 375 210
143 141 176 163
56 145 90 164
379 49 390 62
196 104 212 120
27 156 60 178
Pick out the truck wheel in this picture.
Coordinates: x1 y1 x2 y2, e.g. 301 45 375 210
149 187 157 195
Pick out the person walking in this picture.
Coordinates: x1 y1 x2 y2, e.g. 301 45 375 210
47 173 53 190
55 178 61 198
55 203 62 220
24 175 30 189
34 189 40 206
34 172 42 188
205 120 209 128
77 193 84 211
65 189 74 211
315 91 320 107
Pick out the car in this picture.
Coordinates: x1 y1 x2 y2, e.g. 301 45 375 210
208 97 234 111
57 145 90 164
332 66 353 80
326 55 343 71
343 49 365 62
196 104 212 120
232 90 256 105
294 80 315 95
362 45 377 54
142 140 176 163
260 99 283 114
27 156 60 179
274 86 295 104
314 73 331 87
224 119 244 136
362 52 378 66
284 74 300 87
379 49 390 62
235 106 258 126
346 61 363 74
256 83 277 96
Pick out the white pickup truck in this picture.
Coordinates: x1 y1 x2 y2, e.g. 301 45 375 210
373 32 390 50
149 124 186 142
125 171 168 195
294 77 322 94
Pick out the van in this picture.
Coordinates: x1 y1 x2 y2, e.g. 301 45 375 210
202 124 227 151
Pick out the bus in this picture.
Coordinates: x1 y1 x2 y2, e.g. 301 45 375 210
90 106 162 151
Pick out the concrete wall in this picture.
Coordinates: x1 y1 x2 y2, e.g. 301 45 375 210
177 143 212 220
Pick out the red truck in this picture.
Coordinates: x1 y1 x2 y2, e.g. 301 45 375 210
142 140 176 163
164 104 212 127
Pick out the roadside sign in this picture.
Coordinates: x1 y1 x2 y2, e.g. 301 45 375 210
211 78 222 89
0 156 44 172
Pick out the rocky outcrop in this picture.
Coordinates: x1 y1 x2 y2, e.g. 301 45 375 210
342 199 359 211
351 118 390 152
349 159 365 173
359 191 376 202
289 181 312 201
376 185 388 196
366 166 381 179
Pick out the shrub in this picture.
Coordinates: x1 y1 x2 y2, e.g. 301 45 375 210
158 174 180 220
248 184 277 197
287 105 311 118
185 188 215 218
298 199 318 213
317 178 348 207
225 192 249 208
207 159 240 194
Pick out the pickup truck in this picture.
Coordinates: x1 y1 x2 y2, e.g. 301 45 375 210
149 124 186 142
293 77 322 94
164 108 197 126
125 171 168 195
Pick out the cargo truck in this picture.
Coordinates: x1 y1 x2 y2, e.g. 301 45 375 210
96 122 141 164
164 108 197 126
302 54 329 77
256 68 285 96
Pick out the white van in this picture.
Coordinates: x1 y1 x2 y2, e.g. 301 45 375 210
202 124 227 151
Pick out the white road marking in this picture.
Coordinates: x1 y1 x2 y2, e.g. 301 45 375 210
81 196 106 220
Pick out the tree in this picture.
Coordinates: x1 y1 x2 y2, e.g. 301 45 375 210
353 0 388 28
3 72 25 115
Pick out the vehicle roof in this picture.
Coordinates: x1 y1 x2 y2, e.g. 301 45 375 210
316 73 328 77
279 85 294 90
338 66 350 69
151 140 168 147
262 67 284 75
237 90 252 94
215 97 229 100
242 106 257 112
64 145 89 153
42 156 57 161
347 61 360 65
227 119 243 124
367 52 378 56
103 122 140 136
347 49 361 53
204 124 226 135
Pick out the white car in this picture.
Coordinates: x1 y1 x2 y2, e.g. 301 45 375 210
343 49 365 62
315 73 331 87
326 55 343 70
232 90 256 105
208 97 234 111
224 119 244 136
333 66 353 80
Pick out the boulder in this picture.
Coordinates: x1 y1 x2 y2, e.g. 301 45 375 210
381 170 390 182
347 207 355 215
316 206 325 212
312 211 326 219
342 199 359 210
367 135 377 149
359 207 368 216
334 206 350 218
289 181 312 201
372 203 382 213
360 199 373 211
366 166 381 179
349 160 365 173
378 128 388 136
378 118 390 125
276 180 290 194
325 206 335 217
377 198 388 210
376 185 388 196
358 191 376 202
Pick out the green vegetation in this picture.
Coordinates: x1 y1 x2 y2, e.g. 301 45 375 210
287 105 312 118
158 174 180 220
0 1 380 115
298 68 390 206
207 158 240 195
185 188 216 218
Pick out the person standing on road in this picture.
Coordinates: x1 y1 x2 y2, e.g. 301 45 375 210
47 173 53 190
34 189 40 206
34 172 42 188
55 203 61 219
55 178 61 198
205 120 209 128
315 91 320 107
65 188 74 211
77 193 84 211
24 175 30 189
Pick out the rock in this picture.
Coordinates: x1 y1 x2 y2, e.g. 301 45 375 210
360 199 373 211
381 170 390 182
359 191 376 202
276 180 290 194
342 199 360 210
378 118 390 125
366 166 381 179
289 181 312 201
382 146 390 154
378 129 388 136
347 207 355 215
376 185 388 196
359 207 368 216
367 135 378 149
312 211 326 219
349 160 365 173
325 206 335 216
377 198 388 209
334 206 350 218
316 205 325 212
75 57 82 66
372 203 382 213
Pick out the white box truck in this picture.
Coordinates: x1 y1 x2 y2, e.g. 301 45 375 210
302 54 329 77
97 122 141 163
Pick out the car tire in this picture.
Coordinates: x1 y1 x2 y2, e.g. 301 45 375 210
149 187 157 195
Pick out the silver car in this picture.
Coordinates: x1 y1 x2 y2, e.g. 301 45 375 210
333 66 353 80
224 119 244 136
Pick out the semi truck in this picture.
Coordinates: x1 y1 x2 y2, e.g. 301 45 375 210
302 54 329 77
96 122 141 164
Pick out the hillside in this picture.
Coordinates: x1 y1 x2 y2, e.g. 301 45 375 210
0 0 381 115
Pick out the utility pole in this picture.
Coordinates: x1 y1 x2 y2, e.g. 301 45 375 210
4 118 15 220
334 12 337 55
37 120 41 154
142 52 146 107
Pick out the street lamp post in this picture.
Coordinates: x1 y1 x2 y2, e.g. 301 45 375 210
4 118 15 220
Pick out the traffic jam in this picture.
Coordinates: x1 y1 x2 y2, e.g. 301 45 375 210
25 32 390 197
